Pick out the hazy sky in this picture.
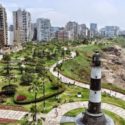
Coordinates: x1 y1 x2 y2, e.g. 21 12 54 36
1 0 125 29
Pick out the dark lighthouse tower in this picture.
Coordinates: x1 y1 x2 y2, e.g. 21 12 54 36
82 51 106 125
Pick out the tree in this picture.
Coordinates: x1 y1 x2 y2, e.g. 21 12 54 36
20 73 33 85
3 54 11 62
35 64 45 74
3 54 11 76
30 77 44 124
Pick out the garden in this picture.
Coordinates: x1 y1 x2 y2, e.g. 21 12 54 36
0 39 125 124
0 41 73 111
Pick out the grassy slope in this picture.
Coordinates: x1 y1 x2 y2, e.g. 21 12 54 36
61 44 125 94
61 44 104 82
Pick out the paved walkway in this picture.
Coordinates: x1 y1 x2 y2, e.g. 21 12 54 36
0 109 28 120
60 116 75 123
50 52 125 101
44 101 125 125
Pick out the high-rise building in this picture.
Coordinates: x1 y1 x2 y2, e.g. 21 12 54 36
36 18 51 42
100 26 120 38
0 4 8 47
78 24 88 39
8 25 14 46
13 9 31 45
50 27 60 40
31 23 37 41
57 29 68 41
65 21 78 40
90 23 98 38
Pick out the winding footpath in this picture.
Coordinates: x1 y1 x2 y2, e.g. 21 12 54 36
50 51 125 101
43 51 125 125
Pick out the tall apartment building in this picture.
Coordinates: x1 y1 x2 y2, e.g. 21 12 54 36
90 23 98 38
13 9 31 45
8 25 14 46
37 18 51 42
78 24 88 39
100 26 120 38
50 27 60 40
65 21 78 40
31 23 37 41
0 4 8 47
57 29 68 41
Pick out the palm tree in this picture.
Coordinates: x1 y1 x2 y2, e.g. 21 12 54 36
31 76 45 124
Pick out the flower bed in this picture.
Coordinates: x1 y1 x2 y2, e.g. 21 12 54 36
16 95 27 101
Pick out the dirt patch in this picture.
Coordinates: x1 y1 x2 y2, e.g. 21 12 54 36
102 45 125 88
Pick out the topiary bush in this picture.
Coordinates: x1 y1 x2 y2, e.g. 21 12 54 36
2 85 17 96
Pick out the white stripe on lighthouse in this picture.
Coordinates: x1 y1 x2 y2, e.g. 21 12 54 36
91 67 101 79
89 90 101 103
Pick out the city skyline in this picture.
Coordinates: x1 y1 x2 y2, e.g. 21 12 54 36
1 0 125 29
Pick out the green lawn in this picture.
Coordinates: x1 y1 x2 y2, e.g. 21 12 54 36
60 123 75 125
64 108 125 125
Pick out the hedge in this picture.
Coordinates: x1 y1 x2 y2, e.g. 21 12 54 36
13 88 65 105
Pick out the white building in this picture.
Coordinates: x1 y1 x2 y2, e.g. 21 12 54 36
8 25 14 46
100 26 120 38
13 9 31 45
37 18 51 42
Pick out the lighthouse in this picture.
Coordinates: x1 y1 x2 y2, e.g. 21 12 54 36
82 51 106 125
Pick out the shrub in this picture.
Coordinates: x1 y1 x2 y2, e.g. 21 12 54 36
2 84 17 91
25 66 35 73
3 54 11 62
16 95 27 101
14 88 65 105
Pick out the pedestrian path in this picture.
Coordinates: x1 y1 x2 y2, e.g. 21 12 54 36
0 109 28 120
60 116 75 123
50 52 125 101
44 101 125 125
